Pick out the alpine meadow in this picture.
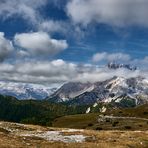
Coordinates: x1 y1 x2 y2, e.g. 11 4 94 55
0 0 147 147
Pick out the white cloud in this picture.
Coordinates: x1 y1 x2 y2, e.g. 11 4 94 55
0 0 72 36
0 0 85 38
14 32 68 57
92 52 131 62
16 60 76 78
16 50 29 57
0 59 77 84
0 32 14 62
67 0 148 27
92 52 107 62
39 20 66 33
0 58 147 85
74 68 143 83
0 0 47 25
132 56 148 70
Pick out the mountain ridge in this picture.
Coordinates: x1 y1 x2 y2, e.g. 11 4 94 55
48 76 148 107
0 81 57 100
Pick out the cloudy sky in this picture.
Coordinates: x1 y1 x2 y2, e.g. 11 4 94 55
0 0 148 86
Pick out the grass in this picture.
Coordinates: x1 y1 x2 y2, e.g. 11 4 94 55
53 114 148 130
106 104 148 118
53 104 148 130
53 113 99 129
0 122 148 148
0 104 147 147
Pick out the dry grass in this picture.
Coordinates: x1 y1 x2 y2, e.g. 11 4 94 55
0 121 147 148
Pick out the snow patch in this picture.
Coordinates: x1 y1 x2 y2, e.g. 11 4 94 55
20 130 86 143
62 129 84 132
93 103 98 107
86 107 90 114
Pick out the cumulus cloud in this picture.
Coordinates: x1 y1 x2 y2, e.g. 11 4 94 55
92 52 131 62
0 0 72 36
0 59 77 84
0 0 85 38
16 60 76 78
0 58 147 85
67 0 148 27
0 1 147 86
0 32 14 62
0 0 47 25
14 32 68 57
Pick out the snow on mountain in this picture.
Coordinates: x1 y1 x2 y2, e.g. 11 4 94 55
0 81 57 100
49 82 94 102
48 76 148 106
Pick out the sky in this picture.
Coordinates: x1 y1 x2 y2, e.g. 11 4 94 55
0 0 148 86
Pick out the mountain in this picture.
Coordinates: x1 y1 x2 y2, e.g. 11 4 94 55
0 81 57 100
107 62 137 71
48 76 148 107
49 82 94 102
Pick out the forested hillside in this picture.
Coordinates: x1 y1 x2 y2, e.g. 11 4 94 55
0 95 88 126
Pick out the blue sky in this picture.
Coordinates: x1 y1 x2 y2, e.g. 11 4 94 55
0 0 147 85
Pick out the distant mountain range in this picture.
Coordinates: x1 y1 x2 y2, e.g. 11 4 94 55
0 63 147 107
0 81 57 100
48 76 148 107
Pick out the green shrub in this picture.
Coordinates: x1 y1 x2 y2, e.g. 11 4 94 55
88 123 93 127
124 126 132 129
96 127 103 130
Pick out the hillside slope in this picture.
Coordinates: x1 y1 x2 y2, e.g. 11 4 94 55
0 95 87 126
53 104 148 130
0 121 147 148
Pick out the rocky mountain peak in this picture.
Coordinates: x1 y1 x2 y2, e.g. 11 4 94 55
107 62 137 71
48 76 148 106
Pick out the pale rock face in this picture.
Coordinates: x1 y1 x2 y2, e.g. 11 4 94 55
93 103 98 107
50 82 94 102
100 106 107 113
49 76 148 106
86 107 91 114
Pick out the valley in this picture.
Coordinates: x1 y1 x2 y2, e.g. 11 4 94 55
0 76 147 147
0 94 147 147
0 0 148 147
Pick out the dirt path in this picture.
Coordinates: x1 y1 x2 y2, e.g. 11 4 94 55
98 115 148 121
